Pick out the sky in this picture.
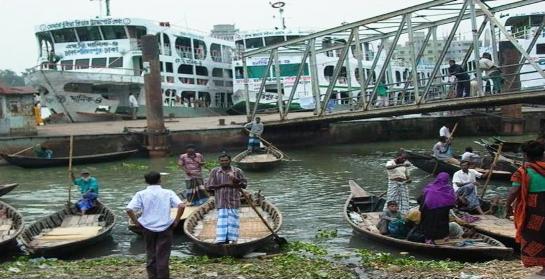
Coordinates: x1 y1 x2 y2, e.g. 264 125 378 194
0 0 542 73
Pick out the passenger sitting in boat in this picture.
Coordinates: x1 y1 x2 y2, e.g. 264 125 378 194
34 144 53 159
71 169 99 215
432 136 460 165
461 146 481 166
377 200 407 238
452 161 488 215
420 172 457 244
244 117 264 153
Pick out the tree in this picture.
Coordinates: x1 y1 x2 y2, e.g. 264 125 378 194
0 69 25 87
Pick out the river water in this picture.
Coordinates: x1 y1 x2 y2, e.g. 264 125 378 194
0 134 533 259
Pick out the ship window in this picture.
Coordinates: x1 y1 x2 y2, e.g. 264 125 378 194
61 60 73 71
324 66 334 77
178 64 193 74
92 58 107 68
193 39 207 60
51 28 77 43
235 40 244 50
165 62 174 73
245 38 263 49
196 66 208 76
395 71 401 86
212 68 223 77
222 46 233 63
109 57 123 68
286 35 301 41
175 36 192 58
75 59 90 69
101 26 127 40
224 69 233 78
235 66 243 79
537 44 545 54
264 36 285 46
76 26 102 41
127 26 147 39
160 62 164 72
211 43 222 62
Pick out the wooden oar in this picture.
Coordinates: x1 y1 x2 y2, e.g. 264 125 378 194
67 135 74 206
10 146 34 156
448 122 459 140
239 189 287 245
480 143 503 199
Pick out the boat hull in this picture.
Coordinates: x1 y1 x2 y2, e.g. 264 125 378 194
0 201 24 253
1 149 138 168
184 196 282 257
405 151 514 181
21 202 116 258
0 183 18 197
344 181 513 260
232 149 284 172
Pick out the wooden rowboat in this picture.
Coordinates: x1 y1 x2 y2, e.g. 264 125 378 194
0 183 18 197
21 201 116 257
232 148 284 172
344 181 513 260
0 149 138 169
184 194 282 257
128 206 200 235
405 151 515 181
0 200 24 252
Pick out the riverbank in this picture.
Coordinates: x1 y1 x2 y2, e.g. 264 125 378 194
0 243 540 279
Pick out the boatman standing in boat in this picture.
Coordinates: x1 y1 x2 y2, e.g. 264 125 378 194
178 144 208 205
128 93 139 120
206 153 247 244
71 169 99 215
244 117 264 153
384 152 412 214
126 171 185 279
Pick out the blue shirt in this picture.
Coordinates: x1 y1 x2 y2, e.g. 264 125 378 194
74 177 99 195
126 185 183 232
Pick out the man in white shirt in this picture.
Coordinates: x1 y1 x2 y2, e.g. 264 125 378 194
383 153 412 214
126 171 185 279
452 161 488 214
128 93 139 120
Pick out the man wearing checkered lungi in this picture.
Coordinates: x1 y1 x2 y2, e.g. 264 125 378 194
384 153 412 214
206 153 247 244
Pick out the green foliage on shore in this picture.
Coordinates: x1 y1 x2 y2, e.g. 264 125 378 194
357 248 464 270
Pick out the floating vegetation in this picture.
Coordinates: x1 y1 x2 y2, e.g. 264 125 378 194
315 229 338 240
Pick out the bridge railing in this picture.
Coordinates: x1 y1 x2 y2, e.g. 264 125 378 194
239 0 545 121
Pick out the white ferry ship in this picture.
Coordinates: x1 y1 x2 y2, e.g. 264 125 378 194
27 17 235 122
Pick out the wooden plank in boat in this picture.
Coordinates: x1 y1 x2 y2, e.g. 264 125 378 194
40 226 102 236
349 180 371 198
60 215 81 227
470 215 515 238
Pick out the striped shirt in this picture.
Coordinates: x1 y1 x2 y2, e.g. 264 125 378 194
178 153 204 179
206 166 247 209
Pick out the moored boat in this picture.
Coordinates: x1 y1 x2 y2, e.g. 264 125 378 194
0 200 24 252
405 151 516 181
128 206 200 234
1 149 138 168
21 201 115 257
0 183 19 197
183 194 282 257
344 181 513 260
232 148 284 172
459 214 516 249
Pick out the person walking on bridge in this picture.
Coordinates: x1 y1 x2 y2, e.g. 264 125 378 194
448 59 470 98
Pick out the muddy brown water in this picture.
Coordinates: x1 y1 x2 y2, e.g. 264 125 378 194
0 135 533 259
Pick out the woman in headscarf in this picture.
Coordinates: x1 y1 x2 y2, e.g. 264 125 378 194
507 141 545 276
419 172 457 244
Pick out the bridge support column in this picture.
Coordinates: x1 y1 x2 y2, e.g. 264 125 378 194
499 41 524 135
142 35 169 157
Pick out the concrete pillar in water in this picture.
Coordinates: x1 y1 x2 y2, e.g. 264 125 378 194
142 35 169 157
498 41 524 135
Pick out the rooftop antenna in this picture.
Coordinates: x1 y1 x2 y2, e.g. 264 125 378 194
270 1 286 30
